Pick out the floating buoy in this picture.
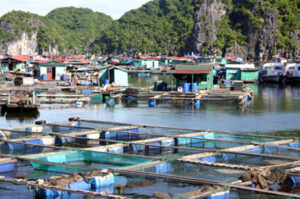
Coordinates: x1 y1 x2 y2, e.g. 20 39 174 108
68 117 80 122
35 120 47 125
148 99 156 107
106 99 115 107
75 102 83 107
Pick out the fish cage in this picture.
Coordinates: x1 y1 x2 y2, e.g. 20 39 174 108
0 118 299 199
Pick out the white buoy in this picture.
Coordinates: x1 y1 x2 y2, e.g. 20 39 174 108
75 102 83 107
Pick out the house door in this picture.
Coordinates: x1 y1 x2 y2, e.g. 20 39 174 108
9 63 13 71
47 67 53 80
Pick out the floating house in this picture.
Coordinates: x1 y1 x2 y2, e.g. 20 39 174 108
225 63 258 82
225 56 243 63
169 63 214 91
98 66 128 86
120 57 134 65
285 63 300 82
215 57 227 65
134 58 159 70
34 62 67 80
159 57 172 66
1 56 29 72
169 56 191 65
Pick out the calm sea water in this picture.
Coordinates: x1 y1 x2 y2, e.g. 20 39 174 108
1 75 300 135
0 74 299 198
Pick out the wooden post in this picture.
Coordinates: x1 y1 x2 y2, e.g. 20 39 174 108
171 74 174 91
8 90 11 104
97 73 100 87
192 74 194 85
33 90 36 105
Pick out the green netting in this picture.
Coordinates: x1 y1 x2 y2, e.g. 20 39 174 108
137 161 244 183
177 138 245 149
138 126 197 136
261 145 300 159
0 142 60 156
75 121 128 129
203 153 294 167
45 124 93 134
30 150 153 173
1 130 36 139
213 132 283 143
114 174 202 198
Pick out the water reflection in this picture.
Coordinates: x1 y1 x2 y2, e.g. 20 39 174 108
0 110 40 122
0 75 300 133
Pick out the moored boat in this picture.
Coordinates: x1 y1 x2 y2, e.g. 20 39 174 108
285 63 300 83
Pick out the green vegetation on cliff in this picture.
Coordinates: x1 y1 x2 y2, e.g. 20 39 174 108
46 7 112 53
0 0 299 58
93 0 196 55
213 0 300 57
0 7 112 54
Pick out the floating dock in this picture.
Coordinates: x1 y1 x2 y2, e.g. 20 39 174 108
0 82 254 109
0 118 299 198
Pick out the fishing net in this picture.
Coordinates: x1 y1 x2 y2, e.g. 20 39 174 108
241 168 287 189
30 150 153 173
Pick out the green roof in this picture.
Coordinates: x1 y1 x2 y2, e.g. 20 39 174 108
39 62 67 67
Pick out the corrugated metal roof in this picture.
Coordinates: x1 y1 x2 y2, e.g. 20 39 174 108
169 69 212 74
175 63 214 71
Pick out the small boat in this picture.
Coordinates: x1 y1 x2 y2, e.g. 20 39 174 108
262 62 285 82
285 63 300 83
1 90 39 113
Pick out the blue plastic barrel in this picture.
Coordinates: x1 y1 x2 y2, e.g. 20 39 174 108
148 99 156 107
183 83 191 92
41 74 47 80
61 74 67 81
66 180 91 190
192 83 198 92
213 69 217 76
91 174 115 188
105 79 110 85
106 99 115 107
194 100 201 109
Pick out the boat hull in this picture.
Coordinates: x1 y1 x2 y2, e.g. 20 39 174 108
286 76 300 83
262 75 282 82
1 104 38 113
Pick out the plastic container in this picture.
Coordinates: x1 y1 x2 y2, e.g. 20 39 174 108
183 83 191 92
82 90 92 95
192 83 198 92
61 74 67 81
194 100 200 109
106 99 115 107
148 99 156 107
66 180 91 190
75 102 83 107
41 74 47 81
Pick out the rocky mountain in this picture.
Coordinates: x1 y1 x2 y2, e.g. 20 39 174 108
0 1 299 60
91 0 196 55
186 0 300 61
0 8 112 55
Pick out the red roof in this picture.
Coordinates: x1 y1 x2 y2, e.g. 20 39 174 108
61 58 91 64
145 57 160 60
11 55 28 62
169 56 189 61
32 60 51 64
225 56 239 60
